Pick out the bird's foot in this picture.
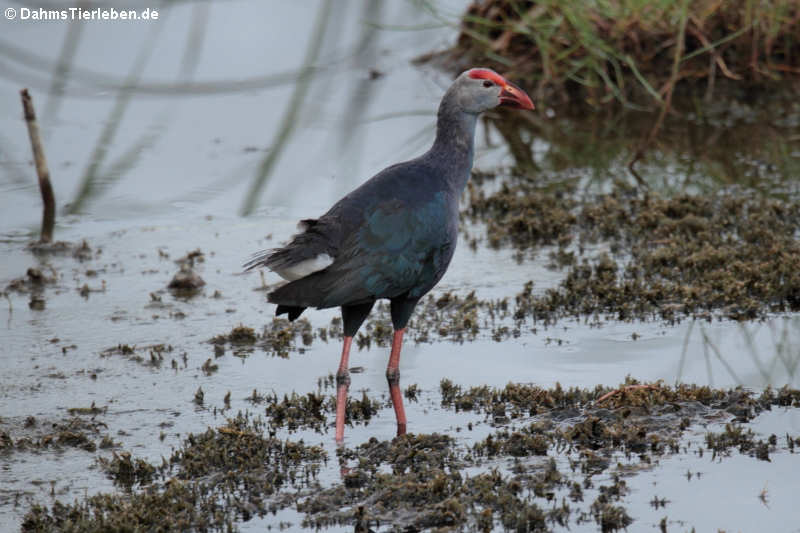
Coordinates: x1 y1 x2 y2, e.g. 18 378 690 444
387 376 407 436
336 369 351 387
385 367 400 385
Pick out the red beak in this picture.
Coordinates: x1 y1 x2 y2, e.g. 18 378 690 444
499 82 534 110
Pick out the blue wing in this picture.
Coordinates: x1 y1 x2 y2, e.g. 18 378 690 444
268 190 457 309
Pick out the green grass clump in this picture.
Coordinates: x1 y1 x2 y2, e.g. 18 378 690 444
451 0 800 107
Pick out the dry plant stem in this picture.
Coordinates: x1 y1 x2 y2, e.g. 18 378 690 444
240 0 332 216
20 89 55 243
596 384 659 405
627 0 689 184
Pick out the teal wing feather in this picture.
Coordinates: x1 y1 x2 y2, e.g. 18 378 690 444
312 192 456 307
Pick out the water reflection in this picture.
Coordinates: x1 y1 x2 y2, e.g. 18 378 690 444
241 0 333 215
485 96 800 196
0 1 460 230
677 316 800 388
2 1 798 232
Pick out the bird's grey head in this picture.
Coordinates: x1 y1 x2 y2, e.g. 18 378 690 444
448 68 535 115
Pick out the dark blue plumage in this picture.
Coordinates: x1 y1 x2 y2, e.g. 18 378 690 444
267 164 460 322
245 68 533 441
249 97 476 316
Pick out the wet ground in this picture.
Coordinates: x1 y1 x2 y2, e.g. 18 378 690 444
4 180 800 531
3 1 800 532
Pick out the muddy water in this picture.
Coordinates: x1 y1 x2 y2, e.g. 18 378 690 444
2 1 800 532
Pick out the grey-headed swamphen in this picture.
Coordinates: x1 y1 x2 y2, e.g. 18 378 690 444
245 68 534 442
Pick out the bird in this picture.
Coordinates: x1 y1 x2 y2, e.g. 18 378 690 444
245 68 534 442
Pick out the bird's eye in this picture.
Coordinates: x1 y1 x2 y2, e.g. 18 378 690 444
482 80 494 88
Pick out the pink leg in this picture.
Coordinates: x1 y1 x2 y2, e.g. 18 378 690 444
335 336 353 443
386 329 407 436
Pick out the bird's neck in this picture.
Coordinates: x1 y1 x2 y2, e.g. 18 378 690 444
427 97 478 191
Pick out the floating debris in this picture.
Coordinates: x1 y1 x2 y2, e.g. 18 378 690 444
469 184 800 323
16 381 800 532
98 451 156 488
167 263 205 291
21 413 326 532
100 343 173 368
210 319 315 358
5 267 57 293
1 416 109 455
67 402 106 416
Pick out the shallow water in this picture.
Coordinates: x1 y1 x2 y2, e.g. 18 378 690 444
2 1 800 531
3 205 800 530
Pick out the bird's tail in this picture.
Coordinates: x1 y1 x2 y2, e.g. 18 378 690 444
267 255 375 320
275 304 306 321
268 273 326 308
267 271 339 323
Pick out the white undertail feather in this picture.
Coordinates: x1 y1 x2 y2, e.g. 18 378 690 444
273 253 333 281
